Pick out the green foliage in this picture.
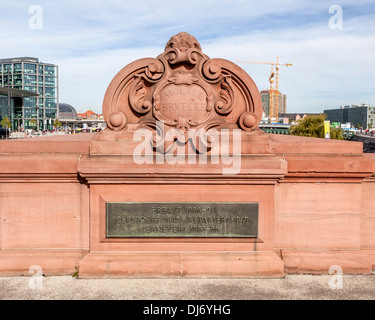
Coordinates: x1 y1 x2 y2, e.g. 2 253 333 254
0 116 11 129
53 119 62 128
29 118 37 129
72 266 79 278
330 126 344 140
290 114 343 140
0 116 12 139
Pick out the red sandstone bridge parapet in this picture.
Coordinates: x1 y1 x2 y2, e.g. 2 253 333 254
0 33 375 277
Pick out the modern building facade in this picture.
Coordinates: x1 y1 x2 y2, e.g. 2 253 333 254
260 90 287 119
0 87 39 123
324 104 375 129
0 57 58 131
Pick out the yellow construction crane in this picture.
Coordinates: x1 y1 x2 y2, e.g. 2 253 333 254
236 57 292 122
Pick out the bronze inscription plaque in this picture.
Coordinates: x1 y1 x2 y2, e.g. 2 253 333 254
106 202 258 238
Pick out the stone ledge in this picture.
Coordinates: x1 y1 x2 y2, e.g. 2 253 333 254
0 133 96 154
281 249 372 274
78 251 284 278
0 249 88 276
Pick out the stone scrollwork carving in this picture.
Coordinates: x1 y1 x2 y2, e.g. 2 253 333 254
128 76 152 115
164 32 202 66
128 59 164 115
145 59 164 81
165 32 202 52
103 32 263 137
215 76 234 116
202 59 222 82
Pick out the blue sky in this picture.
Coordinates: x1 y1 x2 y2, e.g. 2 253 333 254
1 0 375 113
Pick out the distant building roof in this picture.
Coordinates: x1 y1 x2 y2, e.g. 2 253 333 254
279 113 322 120
0 57 39 63
0 57 57 66
77 110 102 119
58 103 78 119
278 113 301 120
260 90 285 95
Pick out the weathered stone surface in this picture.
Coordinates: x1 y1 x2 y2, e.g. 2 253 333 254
0 33 375 277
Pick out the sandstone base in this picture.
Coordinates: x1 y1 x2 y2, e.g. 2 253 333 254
281 250 372 274
0 250 87 276
79 251 284 278
1 133 375 277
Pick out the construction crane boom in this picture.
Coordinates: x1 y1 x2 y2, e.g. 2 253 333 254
236 60 292 67
236 57 292 122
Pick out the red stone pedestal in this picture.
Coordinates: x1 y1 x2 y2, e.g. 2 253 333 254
76 156 287 278
76 92 289 278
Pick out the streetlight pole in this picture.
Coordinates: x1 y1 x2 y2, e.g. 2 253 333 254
7 67 11 120
7 67 11 137
36 105 39 132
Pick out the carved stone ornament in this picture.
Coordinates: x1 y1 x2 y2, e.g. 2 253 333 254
102 32 263 138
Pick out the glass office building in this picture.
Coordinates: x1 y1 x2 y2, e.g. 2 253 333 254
0 57 58 131
324 104 375 130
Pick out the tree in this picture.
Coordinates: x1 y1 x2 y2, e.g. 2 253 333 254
53 119 62 130
29 118 37 130
330 125 344 140
0 116 12 139
290 114 343 140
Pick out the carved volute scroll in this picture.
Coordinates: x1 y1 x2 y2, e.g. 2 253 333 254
102 32 263 135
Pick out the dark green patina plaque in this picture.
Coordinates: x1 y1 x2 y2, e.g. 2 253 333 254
106 202 258 238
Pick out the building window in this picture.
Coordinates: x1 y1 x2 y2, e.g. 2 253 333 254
13 75 22 85
24 74 37 85
24 97 37 108
44 76 56 86
3 64 12 73
14 107 22 119
24 86 37 93
3 75 12 86
45 87 56 97
14 64 22 73
44 65 56 76
24 63 36 74
45 98 56 108
24 108 37 118
45 108 56 118
38 107 43 118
